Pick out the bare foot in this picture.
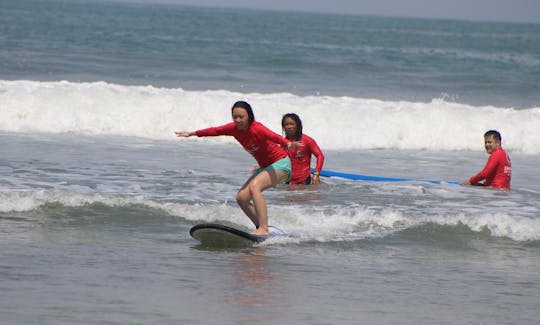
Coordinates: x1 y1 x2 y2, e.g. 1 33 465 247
251 228 269 236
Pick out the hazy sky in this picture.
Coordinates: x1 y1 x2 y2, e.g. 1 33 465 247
124 0 540 23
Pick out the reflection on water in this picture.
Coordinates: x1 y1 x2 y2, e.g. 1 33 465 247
229 248 289 322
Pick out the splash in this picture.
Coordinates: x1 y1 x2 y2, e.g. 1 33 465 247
1 189 538 242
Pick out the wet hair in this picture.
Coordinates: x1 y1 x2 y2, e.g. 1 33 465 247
484 130 502 142
231 101 255 124
282 113 303 141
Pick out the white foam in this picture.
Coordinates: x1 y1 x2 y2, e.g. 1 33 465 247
286 204 540 242
1 80 539 154
1 189 538 241
0 188 255 225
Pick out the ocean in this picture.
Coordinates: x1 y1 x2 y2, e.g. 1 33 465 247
1 0 540 324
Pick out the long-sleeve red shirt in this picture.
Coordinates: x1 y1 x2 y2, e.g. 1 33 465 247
469 147 512 189
286 134 325 184
195 121 288 168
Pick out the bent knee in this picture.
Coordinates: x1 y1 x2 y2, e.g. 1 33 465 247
248 179 265 193
236 190 250 203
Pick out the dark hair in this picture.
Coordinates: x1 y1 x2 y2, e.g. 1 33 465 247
282 113 303 141
231 101 255 123
484 130 502 142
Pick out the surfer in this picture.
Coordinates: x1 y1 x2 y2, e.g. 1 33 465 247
176 101 294 236
281 113 325 185
461 130 511 189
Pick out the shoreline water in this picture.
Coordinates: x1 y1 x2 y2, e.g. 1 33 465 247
2 132 539 241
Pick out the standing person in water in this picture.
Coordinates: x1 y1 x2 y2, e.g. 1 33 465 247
176 101 293 236
461 130 512 189
282 113 325 185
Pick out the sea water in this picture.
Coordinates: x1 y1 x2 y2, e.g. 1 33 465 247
1 1 539 324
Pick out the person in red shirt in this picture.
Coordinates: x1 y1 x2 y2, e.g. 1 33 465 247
281 113 325 185
461 130 512 189
176 101 293 236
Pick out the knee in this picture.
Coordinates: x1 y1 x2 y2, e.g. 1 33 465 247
247 179 262 193
236 190 249 204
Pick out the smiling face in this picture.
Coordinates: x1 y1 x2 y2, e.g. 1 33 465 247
484 134 501 154
232 107 250 130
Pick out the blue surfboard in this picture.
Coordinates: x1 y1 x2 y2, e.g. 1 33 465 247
312 168 459 185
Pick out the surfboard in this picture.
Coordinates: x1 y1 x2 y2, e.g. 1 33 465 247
312 168 459 185
190 223 269 247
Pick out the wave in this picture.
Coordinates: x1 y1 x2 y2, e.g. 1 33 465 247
1 80 539 154
2 189 538 242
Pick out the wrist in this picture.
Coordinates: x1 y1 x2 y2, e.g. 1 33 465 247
313 171 320 176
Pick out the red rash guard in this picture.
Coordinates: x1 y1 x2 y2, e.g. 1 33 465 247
195 121 288 168
469 147 512 189
287 134 325 184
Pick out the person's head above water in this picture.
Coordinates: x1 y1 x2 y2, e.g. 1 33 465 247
282 113 303 141
483 130 502 154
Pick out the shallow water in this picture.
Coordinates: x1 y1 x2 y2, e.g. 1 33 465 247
1 133 539 324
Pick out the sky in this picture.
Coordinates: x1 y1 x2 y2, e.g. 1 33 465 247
118 0 540 24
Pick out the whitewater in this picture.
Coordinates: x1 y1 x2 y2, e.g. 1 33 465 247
2 80 539 154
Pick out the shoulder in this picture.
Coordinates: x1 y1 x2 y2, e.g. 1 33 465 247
301 134 320 147
248 121 279 139
496 147 511 163
301 134 315 143
221 122 240 133
492 148 507 158
252 121 282 136
250 121 266 130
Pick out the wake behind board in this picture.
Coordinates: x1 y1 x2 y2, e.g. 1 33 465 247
190 223 268 247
